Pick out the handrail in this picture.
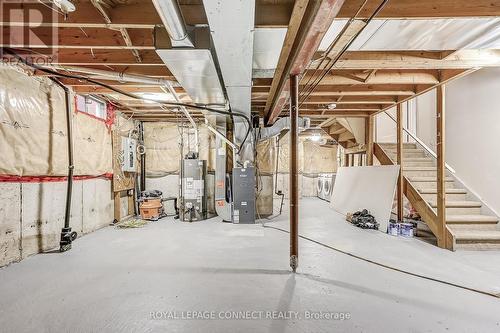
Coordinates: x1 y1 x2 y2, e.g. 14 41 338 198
383 111 456 174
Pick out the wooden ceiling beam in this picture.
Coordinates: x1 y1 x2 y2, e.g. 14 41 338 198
375 68 477 115
336 0 500 18
263 0 345 125
253 95 398 104
47 49 163 65
310 50 500 70
253 84 418 95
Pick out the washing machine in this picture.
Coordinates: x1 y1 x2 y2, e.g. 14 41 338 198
316 175 324 199
321 173 336 202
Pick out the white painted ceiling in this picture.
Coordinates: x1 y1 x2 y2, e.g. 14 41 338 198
319 18 500 51
253 28 287 70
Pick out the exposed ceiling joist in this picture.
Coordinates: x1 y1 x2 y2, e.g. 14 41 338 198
263 0 346 125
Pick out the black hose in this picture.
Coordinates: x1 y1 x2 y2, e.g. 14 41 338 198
49 77 75 252
2 48 252 152
265 225 500 299
274 136 285 215
49 77 73 230
139 121 146 192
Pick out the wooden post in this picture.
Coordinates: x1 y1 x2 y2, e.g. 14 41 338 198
289 74 299 272
396 103 404 221
128 192 135 216
113 191 121 223
365 115 374 166
344 153 349 167
436 85 446 248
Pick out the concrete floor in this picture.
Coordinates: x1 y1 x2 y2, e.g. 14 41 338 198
1 198 500 333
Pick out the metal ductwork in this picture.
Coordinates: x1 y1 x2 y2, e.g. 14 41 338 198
155 26 226 106
214 117 232 222
258 117 311 142
151 0 193 47
202 0 255 164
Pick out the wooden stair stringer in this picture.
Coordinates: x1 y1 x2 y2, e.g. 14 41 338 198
374 143 454 249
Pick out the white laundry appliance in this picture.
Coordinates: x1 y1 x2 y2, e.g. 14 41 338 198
316 174 324 199
320 173 336 202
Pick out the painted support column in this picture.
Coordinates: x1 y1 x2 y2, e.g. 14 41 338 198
289 74 299 272
397 103 404 221
436 85 447 248
366 115 374 166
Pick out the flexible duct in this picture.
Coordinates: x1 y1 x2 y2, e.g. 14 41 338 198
257 116 310 142
214 117 232 221
162 82 199 154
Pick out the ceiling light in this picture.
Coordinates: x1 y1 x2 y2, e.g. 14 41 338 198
327 103 337 110
310 134 321 142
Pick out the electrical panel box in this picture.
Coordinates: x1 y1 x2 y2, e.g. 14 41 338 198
232 167 256 224
121 137 137 172
180 159 207 222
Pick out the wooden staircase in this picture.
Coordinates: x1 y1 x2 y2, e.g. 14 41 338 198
375 142 500 250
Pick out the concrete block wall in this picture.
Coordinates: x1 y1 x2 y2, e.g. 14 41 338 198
0 179 113 267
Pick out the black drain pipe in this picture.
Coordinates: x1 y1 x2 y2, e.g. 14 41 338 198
50 78 77 252
139 121 146 192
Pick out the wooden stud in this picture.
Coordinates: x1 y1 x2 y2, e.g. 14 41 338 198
127 192 135 216
365 115 374 166
436 85 446 248
114 191 121 224
396 103 404 221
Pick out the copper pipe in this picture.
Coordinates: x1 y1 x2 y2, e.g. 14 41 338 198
289 74 299 272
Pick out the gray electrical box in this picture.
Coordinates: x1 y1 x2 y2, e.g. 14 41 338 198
232 167 256 224
180 159 207 222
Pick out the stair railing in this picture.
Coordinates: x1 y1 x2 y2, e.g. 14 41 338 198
382 111 456 174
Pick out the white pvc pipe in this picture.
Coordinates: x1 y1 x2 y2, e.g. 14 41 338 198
49 65 174 86
163 82 199 153
48 64 199 153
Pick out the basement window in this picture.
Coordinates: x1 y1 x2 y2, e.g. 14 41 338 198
75 95 107 120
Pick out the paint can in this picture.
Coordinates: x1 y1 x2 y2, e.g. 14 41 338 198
388 221 399 236
400 223 414 238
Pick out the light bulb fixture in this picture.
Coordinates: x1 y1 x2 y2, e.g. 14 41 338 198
310 134 321 142
327 103 337 110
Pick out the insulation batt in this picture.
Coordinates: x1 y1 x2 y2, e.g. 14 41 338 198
0 66 112 176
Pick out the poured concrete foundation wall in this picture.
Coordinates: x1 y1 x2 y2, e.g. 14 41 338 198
146 174 216 215
0 179 113 267
274 174 319 199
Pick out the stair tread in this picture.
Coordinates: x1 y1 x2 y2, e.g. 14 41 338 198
451 229 500 240
447 215 499 223
400 158 435 162
428 200 482 208
409 176 454 182
418 188 467 194
403 166 437 171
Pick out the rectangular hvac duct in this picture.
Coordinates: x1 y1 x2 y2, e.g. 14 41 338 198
155 27 225 106
202 0 255 163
